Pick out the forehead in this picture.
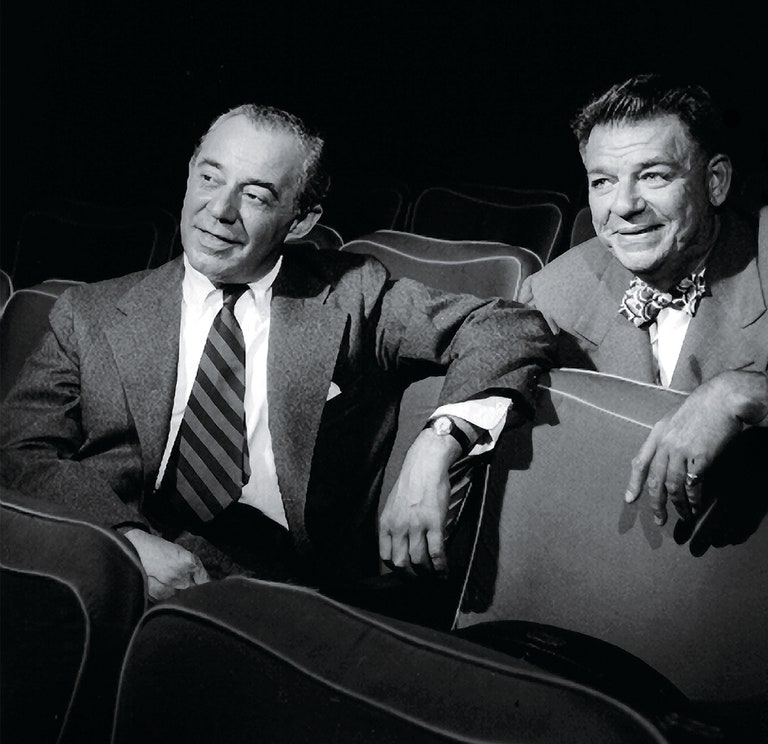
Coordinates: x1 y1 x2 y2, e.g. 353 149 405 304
583 115 697 169
195 115 305 185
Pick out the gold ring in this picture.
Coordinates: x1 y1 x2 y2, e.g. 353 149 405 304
685 472 701 488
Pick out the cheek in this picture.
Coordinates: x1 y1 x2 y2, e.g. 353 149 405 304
588 195 610 226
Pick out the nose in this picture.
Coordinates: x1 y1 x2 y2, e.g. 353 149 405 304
206 186 238 223
611 177 645 219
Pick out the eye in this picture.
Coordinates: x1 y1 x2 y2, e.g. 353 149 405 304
589 177 611 191
640 171 668 183
197 171 218 186
242 190 268 205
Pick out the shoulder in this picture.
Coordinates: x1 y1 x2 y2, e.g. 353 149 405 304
525 237 612 309
51 259 180 316
279 245 390 295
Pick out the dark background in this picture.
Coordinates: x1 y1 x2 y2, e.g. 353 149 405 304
2 1 766 274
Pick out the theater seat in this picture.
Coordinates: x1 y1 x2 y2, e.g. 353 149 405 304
0 280 82 401
111 578 674 744
334 231 541 627
0 269 12 313
408 186 566 265
455 368 768 742
321 177 410 240
9 199 178 289
569 205 596 248
341 236 536 301
285 222 344 251
0 487 147 744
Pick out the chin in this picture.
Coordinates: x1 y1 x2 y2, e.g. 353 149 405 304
187 252 232 282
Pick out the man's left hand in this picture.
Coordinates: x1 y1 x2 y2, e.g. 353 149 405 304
379 428 464 575
625 371 768 524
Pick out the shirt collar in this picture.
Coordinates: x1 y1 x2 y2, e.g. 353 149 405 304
182 254 283 307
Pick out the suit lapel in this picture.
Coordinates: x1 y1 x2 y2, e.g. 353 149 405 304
671 211 765 390
105 258 183 487
571 247 658 383
267 252 346 553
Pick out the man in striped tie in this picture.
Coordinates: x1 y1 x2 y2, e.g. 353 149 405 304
1 104 555 606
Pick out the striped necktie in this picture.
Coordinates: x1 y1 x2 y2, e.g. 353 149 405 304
175 284 250 523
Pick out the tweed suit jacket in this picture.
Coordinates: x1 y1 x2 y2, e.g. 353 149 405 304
1 246 554 576
518 208 768 392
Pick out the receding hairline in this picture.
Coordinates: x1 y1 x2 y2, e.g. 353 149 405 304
190 104 328 213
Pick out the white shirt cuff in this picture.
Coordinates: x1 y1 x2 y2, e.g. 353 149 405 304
431 396 512 456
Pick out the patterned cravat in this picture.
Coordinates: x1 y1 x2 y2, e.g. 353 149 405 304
619 271 707 329
175 284 250 523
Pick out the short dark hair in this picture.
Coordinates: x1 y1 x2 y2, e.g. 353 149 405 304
571 73 726 159
193 104 330 215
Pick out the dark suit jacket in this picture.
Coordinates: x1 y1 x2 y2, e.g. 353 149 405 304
1 247 554 579
519 208 768 392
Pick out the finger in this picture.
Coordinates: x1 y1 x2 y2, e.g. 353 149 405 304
192 561 210 585
378 528 393 568
408 528 430 573
685 462 704 515
426 527 448 574
646 449 669 526
147 575 176 602
390 531 411 572
625 430 658 503
665 452 692 521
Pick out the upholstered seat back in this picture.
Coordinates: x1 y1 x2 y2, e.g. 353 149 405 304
0 488 147 744
112 578 670 744
457 369 768 721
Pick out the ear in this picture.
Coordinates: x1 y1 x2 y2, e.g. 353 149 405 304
287 204 323 241
706 153 732 207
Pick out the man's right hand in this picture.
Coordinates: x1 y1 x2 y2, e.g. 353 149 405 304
124 530 210 601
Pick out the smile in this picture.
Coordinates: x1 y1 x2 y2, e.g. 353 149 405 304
616 225 662 236
195 227 242 246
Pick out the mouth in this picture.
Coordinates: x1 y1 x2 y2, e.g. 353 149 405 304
615 224 663 237
195 227 242 246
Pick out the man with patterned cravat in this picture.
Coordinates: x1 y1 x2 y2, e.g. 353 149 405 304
519 73 768 528
1 104 555 601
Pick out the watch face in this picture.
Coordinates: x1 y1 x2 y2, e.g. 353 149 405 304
432 416 453 435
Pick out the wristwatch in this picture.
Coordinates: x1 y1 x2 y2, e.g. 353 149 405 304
423 415 472 454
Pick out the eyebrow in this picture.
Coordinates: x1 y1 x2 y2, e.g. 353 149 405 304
197 158 280 200
587 158 679 177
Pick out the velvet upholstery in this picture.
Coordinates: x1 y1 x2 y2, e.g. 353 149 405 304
341 238 532 301
0 281 83 401
408 186 566 265
456 368 768 741
347 230 543 288
0 487 147 744
0 268 12 313
111 578 671 744
569 205 596 248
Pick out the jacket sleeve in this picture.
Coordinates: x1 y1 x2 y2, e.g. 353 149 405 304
365 260 557 421
1 290 146 528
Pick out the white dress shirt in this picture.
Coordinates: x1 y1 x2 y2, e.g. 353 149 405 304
648 246 712 387
649 308 692 387
157 255 510 528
